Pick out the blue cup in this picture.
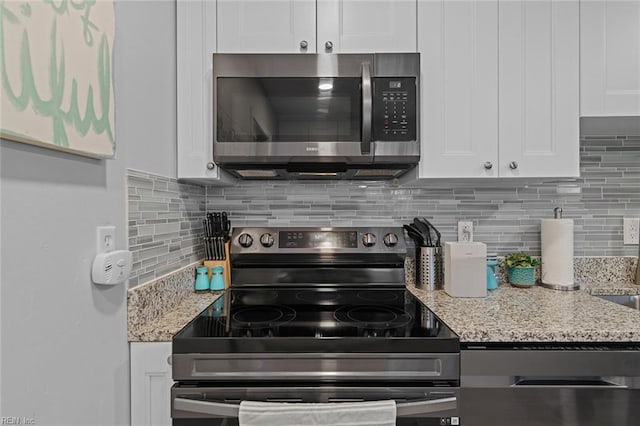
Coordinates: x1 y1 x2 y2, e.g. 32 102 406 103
211 265 225 290
194 266 210 291
486 259 498 290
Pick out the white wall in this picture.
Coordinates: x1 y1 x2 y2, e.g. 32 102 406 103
0 141 129 426
0 1 178 424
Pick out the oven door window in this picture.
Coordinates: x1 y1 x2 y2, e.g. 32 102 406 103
216 77 362 142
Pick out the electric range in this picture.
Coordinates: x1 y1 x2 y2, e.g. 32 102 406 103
171 227 460 426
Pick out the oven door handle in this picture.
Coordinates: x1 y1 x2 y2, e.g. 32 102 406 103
397 396 457 416
174 396 456 418
174 398 240 418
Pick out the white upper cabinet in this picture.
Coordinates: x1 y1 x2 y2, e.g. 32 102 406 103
217 0 316 53
416 0 579 180
418 0 498 178
177 0 234 183
217 0 417 53
317 0 417 53
499 0 579 178
581 1 640 116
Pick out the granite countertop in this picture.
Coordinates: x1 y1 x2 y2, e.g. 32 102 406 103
128 259 640 343
408 283 640 343
582 281 640 296
128 291 222 342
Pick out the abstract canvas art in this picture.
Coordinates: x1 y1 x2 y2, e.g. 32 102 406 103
0 0 115 158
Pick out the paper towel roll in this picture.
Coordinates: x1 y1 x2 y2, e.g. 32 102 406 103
541 219 574 287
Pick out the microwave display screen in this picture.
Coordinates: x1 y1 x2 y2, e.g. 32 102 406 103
217 78 361 143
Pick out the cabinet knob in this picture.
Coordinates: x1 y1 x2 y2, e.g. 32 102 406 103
206 162 215 170
483 161 493 170
325 41 333 51
167 355 172 365
300 40 308 49
509 161 518 170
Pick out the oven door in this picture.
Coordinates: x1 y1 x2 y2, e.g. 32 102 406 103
172 384 459 426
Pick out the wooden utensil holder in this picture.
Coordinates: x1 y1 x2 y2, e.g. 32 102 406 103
203 241 231 289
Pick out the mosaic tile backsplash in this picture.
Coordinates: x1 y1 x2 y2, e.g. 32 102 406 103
127 170 205 287
206 136 640 257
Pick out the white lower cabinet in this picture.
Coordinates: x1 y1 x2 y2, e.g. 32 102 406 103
416 0 579 180
130 342 173 426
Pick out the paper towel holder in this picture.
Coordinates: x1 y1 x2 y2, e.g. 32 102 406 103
539 206 580 291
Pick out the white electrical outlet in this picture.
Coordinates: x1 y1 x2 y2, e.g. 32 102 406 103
458 221 473 242
623 218 640 244
97 225 116 253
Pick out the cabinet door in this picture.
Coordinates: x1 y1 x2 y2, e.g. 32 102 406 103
177 0 234 183
317 0 417 53
417 0 498 178
217 0 316 53
581 1 640 116
130 342 173 426
499 0 579 178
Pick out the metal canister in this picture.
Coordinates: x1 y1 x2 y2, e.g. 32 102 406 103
416 246 443 290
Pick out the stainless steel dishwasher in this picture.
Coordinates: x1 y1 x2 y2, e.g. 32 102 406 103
461 344 640 426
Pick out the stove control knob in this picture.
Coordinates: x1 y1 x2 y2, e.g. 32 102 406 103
238 233 254 248
383 233 399 247
260 233 275 247
362 233 377 247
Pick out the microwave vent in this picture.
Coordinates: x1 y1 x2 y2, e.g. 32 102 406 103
235 170 279 178
354 169 403 177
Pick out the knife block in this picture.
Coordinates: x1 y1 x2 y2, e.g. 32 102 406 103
203 242 231 289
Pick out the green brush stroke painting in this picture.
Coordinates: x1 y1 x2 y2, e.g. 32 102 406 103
0 0 114 157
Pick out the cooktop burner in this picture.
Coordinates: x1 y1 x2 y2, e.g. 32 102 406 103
357 290 400 303
230 305 297 337
335 305 411 328
232 305 296 325
173 287 459 354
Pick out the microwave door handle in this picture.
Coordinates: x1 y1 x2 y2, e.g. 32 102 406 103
361 62 372 155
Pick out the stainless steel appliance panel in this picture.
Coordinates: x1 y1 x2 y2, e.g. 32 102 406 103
461 349 640 426
212 53 420 177
230 227 408 255
173 352 460 382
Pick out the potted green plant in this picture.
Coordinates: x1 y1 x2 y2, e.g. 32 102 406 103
500 252 540 287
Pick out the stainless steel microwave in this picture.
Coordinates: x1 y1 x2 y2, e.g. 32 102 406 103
212 53 420 179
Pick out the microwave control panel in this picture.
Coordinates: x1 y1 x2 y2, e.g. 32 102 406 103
372 77 417 141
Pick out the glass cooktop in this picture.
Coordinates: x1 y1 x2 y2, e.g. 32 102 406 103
173 287 459 354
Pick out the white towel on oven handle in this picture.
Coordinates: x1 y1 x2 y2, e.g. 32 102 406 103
238 399 397 426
